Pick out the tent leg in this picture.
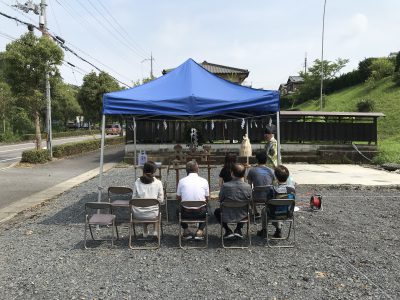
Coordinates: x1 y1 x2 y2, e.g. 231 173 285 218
246 119 249 165
276 111 281 165
98 114 106 202
133 117 137 180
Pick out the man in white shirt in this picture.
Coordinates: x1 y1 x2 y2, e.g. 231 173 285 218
177 160 209 240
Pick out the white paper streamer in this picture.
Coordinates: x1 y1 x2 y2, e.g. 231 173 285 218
254 121 258 128
241 118 245 129
156 123 160 130
163 120 167 130
211 120 214 130
205 122 208 130
224 122 227 129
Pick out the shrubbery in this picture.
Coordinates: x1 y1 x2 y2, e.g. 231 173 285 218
21 149 51 164
20 137 123 163
356 99 375 112
21 130 100 141
53 136 124 158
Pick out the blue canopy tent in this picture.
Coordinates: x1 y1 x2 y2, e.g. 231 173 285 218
98 59 281 200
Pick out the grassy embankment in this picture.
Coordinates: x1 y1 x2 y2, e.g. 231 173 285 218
294 77 400 164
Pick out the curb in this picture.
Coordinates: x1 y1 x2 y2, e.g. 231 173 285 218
0 162 117 224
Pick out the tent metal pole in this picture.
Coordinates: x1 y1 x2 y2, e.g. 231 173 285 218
246 119 249 165
98 114 106 202
276 111 281 165
133 117 137 180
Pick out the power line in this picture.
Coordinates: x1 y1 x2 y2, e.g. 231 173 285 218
52 0 140 81
95 0 149 58
0 10 131 88
0 31 16 41
73 0 147 60
61 40 134 83
87 0 148 58
0 0 36 23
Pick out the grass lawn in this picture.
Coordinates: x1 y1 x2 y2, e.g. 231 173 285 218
294 77 400 163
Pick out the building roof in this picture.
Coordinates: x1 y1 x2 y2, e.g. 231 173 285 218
162 60 249 77
287 76 304 83
200 61 249 75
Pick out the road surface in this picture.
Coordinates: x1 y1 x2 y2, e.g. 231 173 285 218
0 144 125 210
0 134 111 169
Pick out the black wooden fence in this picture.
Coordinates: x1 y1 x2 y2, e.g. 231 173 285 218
125 111 384 145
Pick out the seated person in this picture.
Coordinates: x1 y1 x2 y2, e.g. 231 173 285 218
176 160 209 240
214 163 252 239
218 153 237 187
132 161 164 237
257 165 295 238
246 151 275 216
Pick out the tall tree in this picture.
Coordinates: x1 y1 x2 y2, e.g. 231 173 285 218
78 71 120 126
52 81 82 127
297 58 349 101
4 32 63 149
365 57 395 89
0 81 13 133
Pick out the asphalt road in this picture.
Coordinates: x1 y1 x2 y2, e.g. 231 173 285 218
0 144 125 210
0 134 112 169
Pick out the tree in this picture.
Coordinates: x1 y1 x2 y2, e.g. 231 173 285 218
395 51 400 72
52 81 82 127
297 58 349 101
78 71 120 126
366 57 395 89
0 81 13 133
4 32 63 149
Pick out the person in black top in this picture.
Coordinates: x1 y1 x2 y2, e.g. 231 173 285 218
218 153 237 187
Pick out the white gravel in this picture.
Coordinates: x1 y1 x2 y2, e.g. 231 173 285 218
0 166 399 300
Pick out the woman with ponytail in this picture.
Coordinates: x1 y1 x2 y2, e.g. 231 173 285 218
132 161 164 237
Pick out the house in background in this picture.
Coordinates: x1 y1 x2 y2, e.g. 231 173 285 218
162 60 249 85
279 75 304 95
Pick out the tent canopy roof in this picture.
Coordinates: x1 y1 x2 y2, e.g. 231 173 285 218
103 58 279 118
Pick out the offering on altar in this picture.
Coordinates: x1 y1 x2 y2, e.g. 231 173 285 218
240 134 252 157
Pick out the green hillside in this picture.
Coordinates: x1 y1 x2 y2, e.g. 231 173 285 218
294 77 400 163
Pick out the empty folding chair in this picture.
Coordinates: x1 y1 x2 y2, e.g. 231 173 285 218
220 201 251 249
129 198 162 250
108 186 133 208
265 199 296 248
84 202 118 249
178 201 208 249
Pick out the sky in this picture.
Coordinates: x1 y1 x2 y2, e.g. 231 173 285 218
1 0 400 90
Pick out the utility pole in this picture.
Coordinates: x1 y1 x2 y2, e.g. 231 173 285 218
14 0 52 157
141 53 154 79
304 52 308 75
320 0 327 110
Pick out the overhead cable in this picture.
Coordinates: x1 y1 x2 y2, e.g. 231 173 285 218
0 10 131 88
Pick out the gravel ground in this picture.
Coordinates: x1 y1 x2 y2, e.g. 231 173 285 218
1 166 399 300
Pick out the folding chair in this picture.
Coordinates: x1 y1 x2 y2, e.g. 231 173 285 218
178 201 208 249
265 199 295 248
251 185 272 224
108 186 133 208
220 201 251 249
129 198 162 250
162 180 169 223
84 202 118 249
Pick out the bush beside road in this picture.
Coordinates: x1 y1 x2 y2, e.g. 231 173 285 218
21 136 124 163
